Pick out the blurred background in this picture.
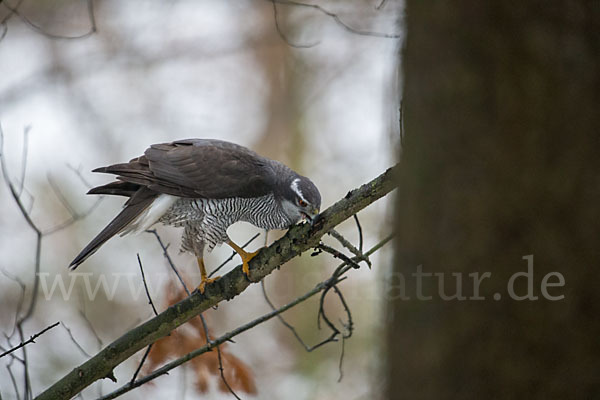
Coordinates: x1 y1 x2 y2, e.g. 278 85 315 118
0 1 402 399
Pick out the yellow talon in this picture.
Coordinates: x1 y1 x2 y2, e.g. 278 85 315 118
196 257 220 294
197 276 220 294
227 240 260 278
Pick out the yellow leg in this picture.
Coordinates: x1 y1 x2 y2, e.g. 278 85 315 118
197 257 220 294
227 240 260 277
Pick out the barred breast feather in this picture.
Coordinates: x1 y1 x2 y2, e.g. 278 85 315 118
158 194 295 253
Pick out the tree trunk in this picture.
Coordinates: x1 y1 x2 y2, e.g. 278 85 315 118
387 1 600 399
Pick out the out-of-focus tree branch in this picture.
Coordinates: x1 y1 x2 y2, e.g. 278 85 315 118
36 164 399 400
269 0 402 39
0 322 59 359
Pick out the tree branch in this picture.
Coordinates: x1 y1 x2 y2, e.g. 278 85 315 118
35 164 398 400
100 232 395 399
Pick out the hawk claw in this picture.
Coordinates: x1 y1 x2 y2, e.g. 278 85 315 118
227 240 260 279
197 276 220 294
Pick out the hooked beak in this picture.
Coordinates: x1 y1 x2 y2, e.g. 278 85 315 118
303 207 320 226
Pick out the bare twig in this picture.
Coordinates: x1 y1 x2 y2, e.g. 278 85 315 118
216 345 242 400
16 326 32 400
42 197 102 235
0 322 59 359
332 233 395 280
332 286 352 337
399 100 404 146
17 125 30 197
353 214 364 253
262 230 391 362
137 254 158 316
128 253 158 390
130 344 152 385
1 124 44 400
318 243 362 270
43 174 103 235
147 229 190 296
0 269 26 338
261 280 312 351
0 125 42 324
66 163 95 189
1 0 96 40
60 322 92 359
0 342 24 364
327 228 371 267
338 337 346 382
0 0 24 39
332 286 351 382
271 0 320 48
78 309 103 350
1 20 8 41
46 174 80 217
270 0 402 39
376 0 388 10
7 363 21 400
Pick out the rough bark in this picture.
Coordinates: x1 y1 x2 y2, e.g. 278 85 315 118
388 1 599 399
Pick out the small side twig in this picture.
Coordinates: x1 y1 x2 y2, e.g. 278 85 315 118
147 229 190 296
1 0 96 40
0 322 59 359
60 322 93 359
78 309 103 351
130 344 153 385
43 173 103 235
261 280 318 351
66 163 95 189
327 228 371 268
270 0 402 39
271 0 320 48
7 363 21 400
338 337 346 382
375 0 388 10
131 255 158 386
216 345 242 400
137 254 158 316
353 214 364 253
0 268 26 338
17 125 30 196
318 243 362 270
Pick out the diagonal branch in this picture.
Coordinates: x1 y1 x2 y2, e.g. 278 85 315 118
35 164 398 400
100 231 395 399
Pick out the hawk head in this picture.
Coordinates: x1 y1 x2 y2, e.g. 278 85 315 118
280 175 321 224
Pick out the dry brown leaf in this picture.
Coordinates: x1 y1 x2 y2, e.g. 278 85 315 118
143 279 257 395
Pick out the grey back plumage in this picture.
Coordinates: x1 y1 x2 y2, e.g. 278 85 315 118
97 139 280 199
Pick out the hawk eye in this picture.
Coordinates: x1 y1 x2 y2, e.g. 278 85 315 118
297 198 307 207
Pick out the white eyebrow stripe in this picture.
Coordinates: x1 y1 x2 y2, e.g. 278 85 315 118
290 178 308 203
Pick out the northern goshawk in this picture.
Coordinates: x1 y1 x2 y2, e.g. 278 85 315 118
70 139 321 292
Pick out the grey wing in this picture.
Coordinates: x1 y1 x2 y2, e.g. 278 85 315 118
94 139 275 199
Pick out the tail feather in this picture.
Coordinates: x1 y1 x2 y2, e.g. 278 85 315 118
69 190 156 269
87 181 141 197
